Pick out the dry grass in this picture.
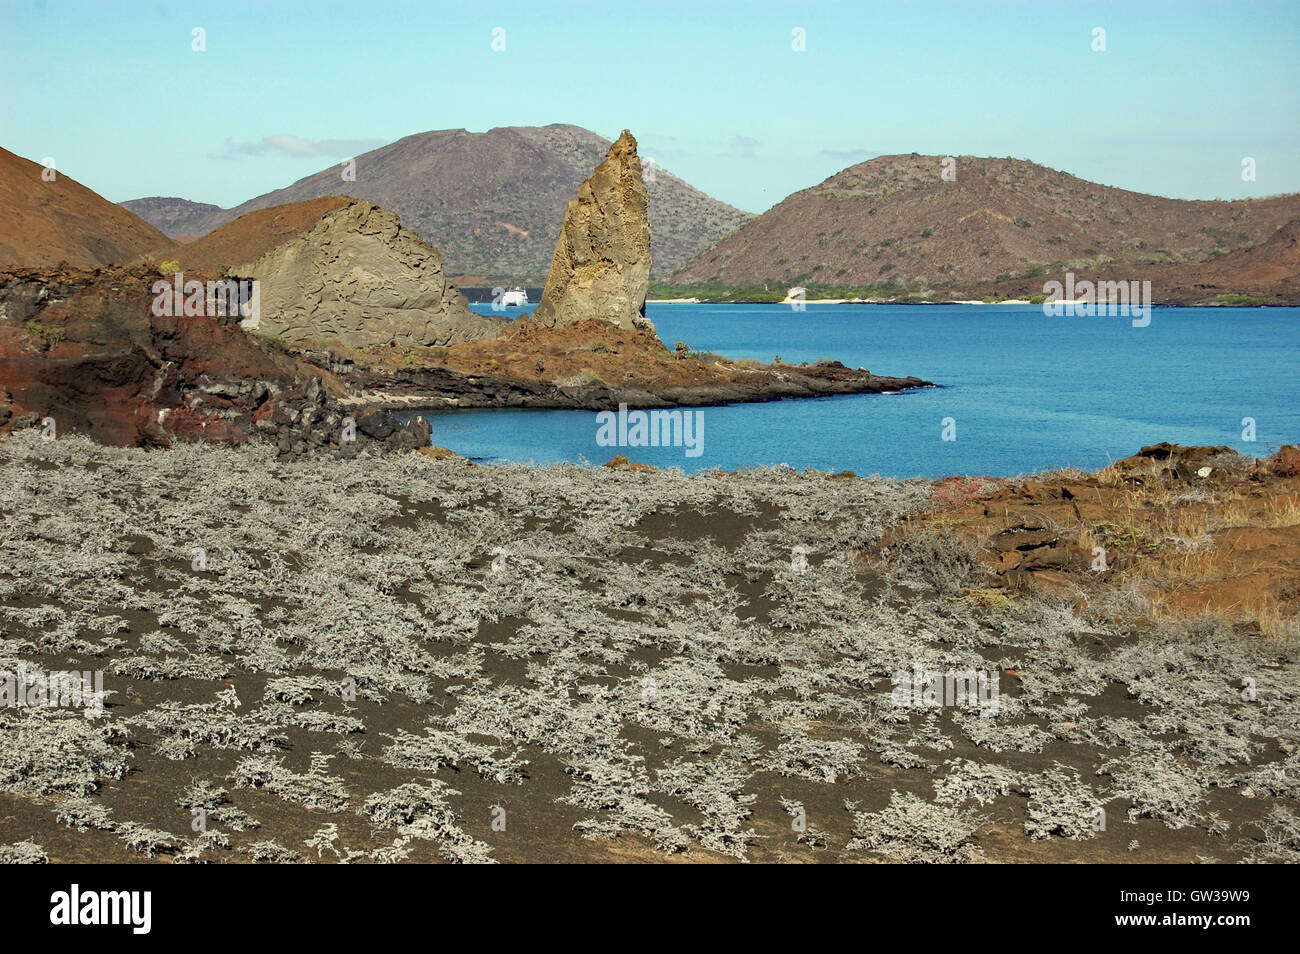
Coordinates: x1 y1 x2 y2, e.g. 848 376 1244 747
1123 547 1220 585
1260 493 1300 529
956 587 1018 610
1256 601 1300 638
6 431 1298 865
1145 590 1299 638
916 447 1300 640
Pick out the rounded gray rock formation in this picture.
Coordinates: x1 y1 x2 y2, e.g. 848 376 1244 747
237 199 507 349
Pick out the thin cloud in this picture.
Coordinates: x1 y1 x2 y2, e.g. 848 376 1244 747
818 148 882 162
721 135 761 159
210 134 385 160
639 131 695 162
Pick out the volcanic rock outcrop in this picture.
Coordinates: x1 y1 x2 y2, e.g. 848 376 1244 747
531 131 653 333
0 146 174 268
175 198 507 349
0 263 428 454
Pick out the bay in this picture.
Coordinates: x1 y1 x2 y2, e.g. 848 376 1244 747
413 303 1299 478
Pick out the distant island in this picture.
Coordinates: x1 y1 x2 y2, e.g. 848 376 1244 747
654 154 1300 306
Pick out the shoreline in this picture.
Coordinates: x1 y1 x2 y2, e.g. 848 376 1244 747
305 331 936 414
0 266 939 452
333 371 935 413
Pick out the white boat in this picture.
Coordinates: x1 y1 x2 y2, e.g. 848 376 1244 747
500 287 528 307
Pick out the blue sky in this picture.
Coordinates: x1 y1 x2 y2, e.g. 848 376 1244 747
2 0 1297 214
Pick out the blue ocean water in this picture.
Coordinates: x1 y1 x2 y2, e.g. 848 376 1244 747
414 303 1299 478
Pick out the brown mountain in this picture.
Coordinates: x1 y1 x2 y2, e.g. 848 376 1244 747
671 154 1300 291
1192 216 1300 291
163 196 353 272
117 196 224 241
0 146 174 268
122 124 753 280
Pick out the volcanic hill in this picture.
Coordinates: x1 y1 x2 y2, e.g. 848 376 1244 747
0 262 429 454
122 124 753 280
670 153 1300 293
0 146 174 268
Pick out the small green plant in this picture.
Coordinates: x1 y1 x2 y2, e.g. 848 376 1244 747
1096 521 1146 550
1206 294 1279 306
25 320 65 346
159 259 181 274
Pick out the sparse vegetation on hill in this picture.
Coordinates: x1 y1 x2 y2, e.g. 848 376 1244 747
670 153 1300 294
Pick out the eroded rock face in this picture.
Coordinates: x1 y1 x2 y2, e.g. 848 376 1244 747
236 200 506 348
531 130 653 332
0 264 429 455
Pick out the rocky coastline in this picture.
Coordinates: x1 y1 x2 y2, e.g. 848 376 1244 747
314 353 933 412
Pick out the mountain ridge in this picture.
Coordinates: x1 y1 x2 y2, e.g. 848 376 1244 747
0 146 174 268
670 153 1300 291
122 124 753 281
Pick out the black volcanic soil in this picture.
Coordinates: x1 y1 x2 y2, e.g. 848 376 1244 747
1 435 1295 864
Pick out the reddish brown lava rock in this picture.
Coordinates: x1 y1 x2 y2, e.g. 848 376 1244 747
0 263 427 454
604 454 657 473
